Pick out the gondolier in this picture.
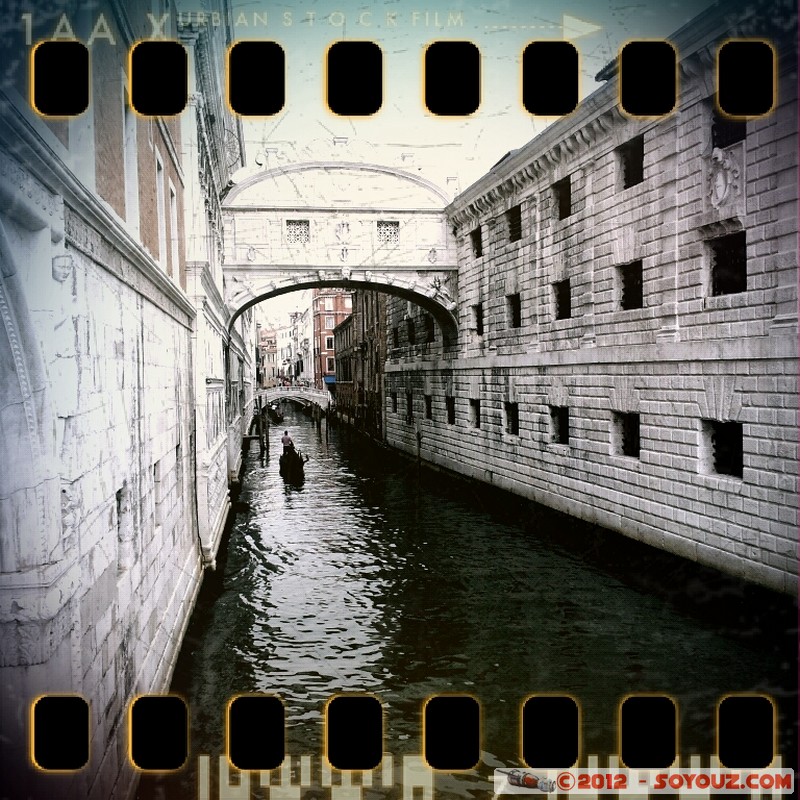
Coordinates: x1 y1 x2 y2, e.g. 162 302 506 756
281 430 294 454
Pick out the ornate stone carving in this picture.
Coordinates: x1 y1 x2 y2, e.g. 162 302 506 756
708 147 741 209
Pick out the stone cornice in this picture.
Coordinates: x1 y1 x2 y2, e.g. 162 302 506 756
448 1 797 235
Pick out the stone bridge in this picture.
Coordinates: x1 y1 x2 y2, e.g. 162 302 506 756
259 386 331 411
222 160 460 342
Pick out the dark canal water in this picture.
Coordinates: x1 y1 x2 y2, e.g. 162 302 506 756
140 405 797 799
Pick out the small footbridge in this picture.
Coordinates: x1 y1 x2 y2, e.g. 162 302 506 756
259 386 332 413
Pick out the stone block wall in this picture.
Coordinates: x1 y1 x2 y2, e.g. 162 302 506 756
385 7 798 595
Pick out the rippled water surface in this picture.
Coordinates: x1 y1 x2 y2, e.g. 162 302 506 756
142 406 797 798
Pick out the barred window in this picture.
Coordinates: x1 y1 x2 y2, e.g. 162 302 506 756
506 205 522 242
405 391 414 422
550 406 569 444
619 260 644 310
377 220 400 245
710 231 746 295
505 402 519 435
446 396 456 425
711 108 746 149
392 327 399 348
425 394 433 419
391 392 397 413
286 219 310 244
704 420 743 478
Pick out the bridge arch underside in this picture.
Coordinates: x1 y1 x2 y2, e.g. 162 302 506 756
227 275 459 344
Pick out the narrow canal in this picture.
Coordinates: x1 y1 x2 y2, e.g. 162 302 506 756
142 404 797 799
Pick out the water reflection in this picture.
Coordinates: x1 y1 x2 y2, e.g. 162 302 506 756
140 406 797 799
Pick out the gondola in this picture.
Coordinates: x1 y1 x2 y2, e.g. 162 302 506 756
279 447 309 484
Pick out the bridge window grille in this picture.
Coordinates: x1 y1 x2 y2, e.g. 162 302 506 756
469 399 481 429
391 392 397 413
406 391 414 422
613 412 640 458
377 220 399 245
505 402 519 435
550 406 569 444
703 419 743 478
286 219 310 244
406 317 416 345
710 231 746 295
618 260 643 310
470 227 483 258
425 314 435 343
711 108 746 149
425 394 433 419
553 176 572 219
446 396 456 424
618 135 644 189
506 204 522 242
553 279 571 320
471 303 484 336
507 293 522 328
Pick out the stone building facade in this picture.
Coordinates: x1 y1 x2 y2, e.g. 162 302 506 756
0 1 249 798
334 290 387 438
384 3 798 594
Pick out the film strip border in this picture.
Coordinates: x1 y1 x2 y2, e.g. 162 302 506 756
31 692 778 773
30 38 776 119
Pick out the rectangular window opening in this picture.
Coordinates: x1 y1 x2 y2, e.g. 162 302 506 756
471 303 484 336
618 135 644 189
613 411 641 458
391 392 398 413
446 396 456 425
406 317 416 345
553 279 571 320
392 327 399 348
424 394 433 420
619 260 644 310
710 231 747 296
405 391 413 423
507 293 522 328
550 406 570 444
425 314 435 343
470 227 483 258
506 204 522 242
505 402 519 436
553 176 572 219
469 398 481 429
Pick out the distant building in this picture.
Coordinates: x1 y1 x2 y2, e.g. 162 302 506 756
313 288 353 390
334 290 387 437
257 326 278 387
